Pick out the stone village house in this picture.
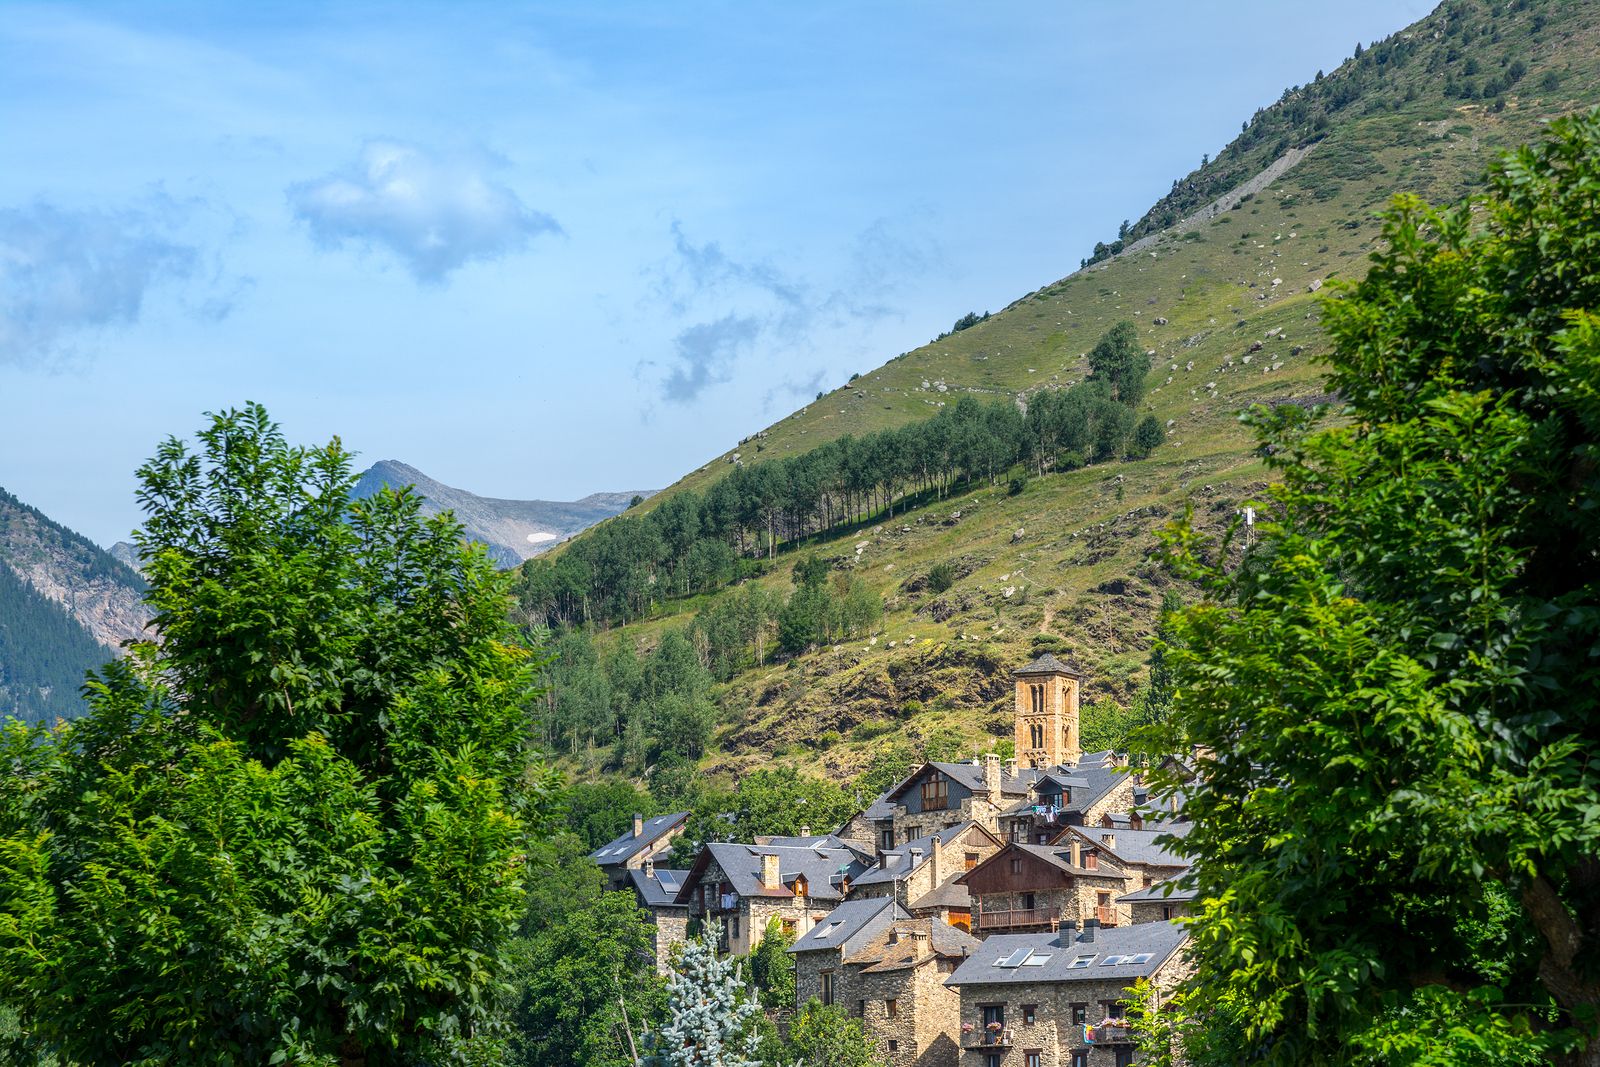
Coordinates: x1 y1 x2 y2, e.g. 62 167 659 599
627 860 691 976
791 899 983 1067
956 839 1136 935
675 835 873 954
846 821 1004 932
588 810 690 890
945 919 1191 1067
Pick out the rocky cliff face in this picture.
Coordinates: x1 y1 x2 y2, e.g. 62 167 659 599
351 460 648 568
0 489 150 654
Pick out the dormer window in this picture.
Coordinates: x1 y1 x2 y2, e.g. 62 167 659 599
1084 850 1099 870
921 773 949 811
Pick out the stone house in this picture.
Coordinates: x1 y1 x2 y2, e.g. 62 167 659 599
957 840 1133 935
848 822 1003 932
944 919 1191 1067
1051 826 1189 895
589 811 689 890
675 838 872 955
627 861 690 975
1115 883 1195 925
791 897 908 1008
845 918 983 1067
997 759 1141 847
876 756 1032 847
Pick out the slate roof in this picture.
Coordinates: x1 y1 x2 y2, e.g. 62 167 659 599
679 841 869 904
1117 882 1197 904
589 811 689 867
861 794 898 821
908 879 972 911
944 921 1189 987
1061 826 1191 868
789 898 906 956
1013 652 1087 678
844 918 983 973
885 761 1032 802
1014 842 1126 878
629 867 691 909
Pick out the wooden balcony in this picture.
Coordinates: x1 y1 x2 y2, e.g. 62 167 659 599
975 907 1058 932
962 1029 1015 1049
1096 905 1118 926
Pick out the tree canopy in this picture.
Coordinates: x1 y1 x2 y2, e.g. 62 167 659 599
0 405 553 1066
1145 110 1600 1065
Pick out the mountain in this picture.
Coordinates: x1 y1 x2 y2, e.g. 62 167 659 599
534 0 1600 779
352 460 649 568
0 487 149 723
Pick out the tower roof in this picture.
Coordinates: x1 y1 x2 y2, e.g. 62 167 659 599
1013 652 1087 678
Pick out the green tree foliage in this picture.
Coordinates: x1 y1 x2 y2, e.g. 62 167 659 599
505 833 666 1067
517 327 1156 630
746 917 796 1013
1145 112 1600 1063
672 766 857 864
0 404 552 1066
784 1000 888 1067
644 922 762 1067
1087 320 1151 406
563 780 662 850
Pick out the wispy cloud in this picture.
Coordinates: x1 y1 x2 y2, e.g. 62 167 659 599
651 215 945 404
287 140 561 284
0 197 201 367
663 313 761 402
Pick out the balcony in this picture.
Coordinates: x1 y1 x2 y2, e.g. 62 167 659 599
1085 1022 1133 1044
975 907 1058 932
1095 905 1118 926
962 1029 1015 1049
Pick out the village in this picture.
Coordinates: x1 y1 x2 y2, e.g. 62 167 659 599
588 654 1197 1067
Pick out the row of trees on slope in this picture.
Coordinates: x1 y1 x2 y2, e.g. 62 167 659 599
516 321 1161 630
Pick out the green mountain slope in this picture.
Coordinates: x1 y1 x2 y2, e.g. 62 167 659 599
533 0 1600 781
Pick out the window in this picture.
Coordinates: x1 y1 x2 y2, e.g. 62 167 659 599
1021 892 1036 911
986 1056 1002 1067
888 1040 898 1053
965 851 980 871
1030 683 1044 714
820 971 834 1006
921 773 949 811
1010 857 1023 874
1071 1052 1089 1067
886 998 898 1019
1022 1004 1037 1026
729 914 740 941
1029 722 1044 748
781 918 797 937
982 1005 1005 1028
1084 850 1099 870
1101 1000 1122 1019
1070 1003 1088 1026
1143 875 1154 889
1026 1052 1042 1067
856 999 865 1017
1115 1048 1135 1067
1162 904 1177 921
881 827 895 851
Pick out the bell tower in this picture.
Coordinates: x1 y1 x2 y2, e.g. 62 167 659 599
1013 653 1084 769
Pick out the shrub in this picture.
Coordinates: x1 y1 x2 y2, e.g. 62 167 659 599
927 562 957 594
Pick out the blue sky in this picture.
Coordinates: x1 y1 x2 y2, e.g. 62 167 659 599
0 1 1436 546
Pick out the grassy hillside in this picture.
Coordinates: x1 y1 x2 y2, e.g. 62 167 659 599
538 0 1600 782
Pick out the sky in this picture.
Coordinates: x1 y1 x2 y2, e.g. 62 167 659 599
0 0 1438 547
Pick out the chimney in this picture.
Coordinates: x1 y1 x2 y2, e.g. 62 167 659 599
1101 833 1117 851
1004 756 1018 777
632 813 645 838
1081 917 1098 943
984 753 1002 804
799 824 810 838
761 853 781 889
1068 837 1083 867
930 834 944 884
643 855 655 878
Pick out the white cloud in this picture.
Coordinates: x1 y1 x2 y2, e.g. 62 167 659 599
0 199 200 367
662 314 762 403
288 141 560 283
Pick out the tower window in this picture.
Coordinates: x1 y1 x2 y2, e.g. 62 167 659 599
1030 683 1045 714
1029 722 1044 748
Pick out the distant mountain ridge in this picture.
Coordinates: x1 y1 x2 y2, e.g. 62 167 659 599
351 460 648 568
0 487 149 722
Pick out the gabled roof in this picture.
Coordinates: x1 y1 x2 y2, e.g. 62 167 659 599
1055 825 1191 869
1012 652 1087 678
789 898 906 956
677 841 869 904
908 879 971 911
852 822 1000 887
589 811 690 867
956 841 1118 888
944 921 1188 987
629 867 691 909
885 761 1031 803
844 917 983 973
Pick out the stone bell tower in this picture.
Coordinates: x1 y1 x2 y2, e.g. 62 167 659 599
1013 653 1084 769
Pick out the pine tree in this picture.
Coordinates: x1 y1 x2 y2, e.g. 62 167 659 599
645 921 763 1067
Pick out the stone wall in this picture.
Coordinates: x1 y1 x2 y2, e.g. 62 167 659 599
856 954 964 1067
650 910 689 976
794 945 846 1008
